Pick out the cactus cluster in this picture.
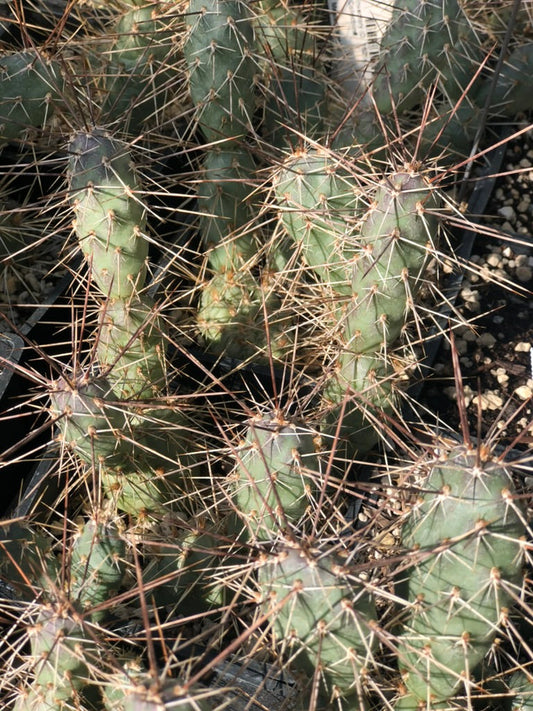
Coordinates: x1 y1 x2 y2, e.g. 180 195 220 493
0 1 531 711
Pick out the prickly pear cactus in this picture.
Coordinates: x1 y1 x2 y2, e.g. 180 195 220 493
232 410 320 540
274 148 364 295
97 296 167 400
70 517 126 621
258 545 377 708
49 373 131 466
253 0 326 147
184 0 256 142
68 128 148 299
13 603 95 711
0 49 63 145
395 445 526 705
322 167 441 459
370 0 483 115
197 145 258 273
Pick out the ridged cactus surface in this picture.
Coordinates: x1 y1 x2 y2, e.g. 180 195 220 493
184 0 256 142
68 128 148 299
0 50 63 144
396 446 526 704
259 545 377 708
233 411 320 540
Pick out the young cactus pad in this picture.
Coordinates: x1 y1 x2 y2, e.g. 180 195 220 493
49 373 132 466
184 0 256 142
258 545 377 706
0 49 63 144
68 128 148 299
70 517 126 621
274 148 363 295
97 295 167 400
396 445 526 703
370 0 483 115
232 410 320 540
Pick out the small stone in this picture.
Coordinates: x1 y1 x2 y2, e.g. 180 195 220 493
486 253 501 268
478 332 496 347
472 391 503 411
493 367 509 385
516 265 532 282
462 329 477 342
519 158 532 168
498 206 516 221
514 342 531 352
517 200 530 213
514 385 533 400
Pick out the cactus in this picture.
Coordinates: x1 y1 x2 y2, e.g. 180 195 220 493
69 516 126 622
12 604 95 711
322 167 441 458
274 148 364 295
253 0 326 147
508 669 533 710
184 0 256 143
0 522 59 599
395 445 526 705
49 373 132 467
232 410 321 540
97 296 167 400
197 145 258 273
101 1 177 130
0 49 63 145
68 128 148 300
258 544 377 708
370 0 483 116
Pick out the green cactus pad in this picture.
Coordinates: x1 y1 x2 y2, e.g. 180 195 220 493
49 374 133 466
184 0 256 142
371 0 483 115
68 128 148 299
102 3 176 129
274 148 364 294
346 168 440 354
70 517 126 621
97 296 167 400
0 50 63 145
508 669 533 711
197 270 288 360
396 446 526 703
26 605 92 702
322 353 396 459
198 145 258 272
233 411 320 540
259 546 377 706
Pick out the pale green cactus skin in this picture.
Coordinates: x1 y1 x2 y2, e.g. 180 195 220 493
97 296 167 400
322 168 440 459
49 374 131 466
395 446 526 704
68 128 148 299
102 2 175 129
508 670 533 711
232 411 320 540
197 145 258 273
253 0 326 147
70 518 126 622
13 605 94 711
259 546 377 708
371 0 483 116
0 50 63 144
184 0 256 142
274 148 364 295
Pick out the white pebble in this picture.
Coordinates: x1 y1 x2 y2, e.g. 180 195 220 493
514 342 531 352
514 385 533 400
